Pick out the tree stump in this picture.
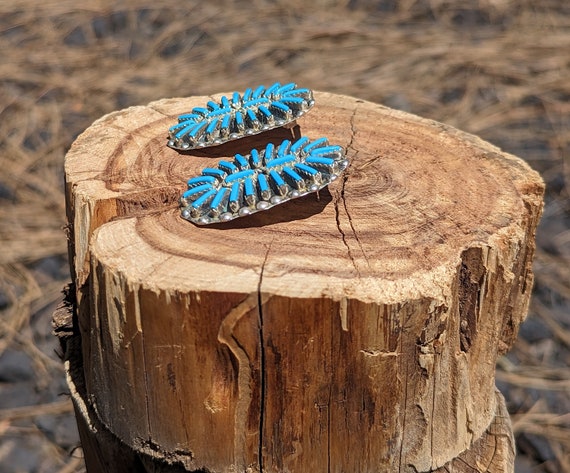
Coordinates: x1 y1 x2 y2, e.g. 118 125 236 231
62 92 544 473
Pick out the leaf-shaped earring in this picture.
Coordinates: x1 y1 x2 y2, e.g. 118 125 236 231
168 82 314 150
180 137 349 225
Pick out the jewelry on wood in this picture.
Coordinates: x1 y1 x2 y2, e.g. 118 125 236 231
168 82 314 150
180 137 349 225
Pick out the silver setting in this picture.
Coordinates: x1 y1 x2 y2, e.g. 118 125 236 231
180 137 349 225
168 82 315 150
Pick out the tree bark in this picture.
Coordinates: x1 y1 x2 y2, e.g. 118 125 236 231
62 92 544 472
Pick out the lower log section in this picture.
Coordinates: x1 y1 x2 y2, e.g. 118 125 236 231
63 92 544 472
60 325 514 473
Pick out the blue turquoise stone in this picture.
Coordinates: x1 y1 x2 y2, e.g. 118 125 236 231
173 122 198 139
225 169 255 183
177 113 202 122
208 107 232 118
282 88 311 97
303 137 328 152
258 105 272 118
265 82 280 97
244 177 255 196
270 101 290 112
275 82 296 95
280 97 305 105
218 161 237 173
269 170 285 188
183 183 213 200
282 167 303 183
234 153 249 169
264 143 275 161
206 118 219 135
277 140 291 156
252 85 265 99
294 163 318 175
170 121 191 133
243 98 269 108
221 114 231 132
234 111 244 126
246 109 257 123
250 148 261 167
290 136 309 153
266 154 296 169
188 121 208 138
242 87 253 101
210 187 229 209
207 101 219 111
187 176 217 187
310 145 343 156
229 181 241 203
305 156 335 166
257 173 269 194
192 188 217 208
203 168 226 179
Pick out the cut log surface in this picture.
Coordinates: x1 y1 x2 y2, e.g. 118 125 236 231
64 92 544 473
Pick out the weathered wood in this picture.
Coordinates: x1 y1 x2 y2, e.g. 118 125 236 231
53 302 515 473
63 92 544 472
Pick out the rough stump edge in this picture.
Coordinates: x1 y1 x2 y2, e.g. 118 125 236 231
53 293 515 473
53 293 202 473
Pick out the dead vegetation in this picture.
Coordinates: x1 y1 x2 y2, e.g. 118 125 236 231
0 1 568 471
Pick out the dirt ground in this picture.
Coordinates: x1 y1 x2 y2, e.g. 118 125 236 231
0 1 568 472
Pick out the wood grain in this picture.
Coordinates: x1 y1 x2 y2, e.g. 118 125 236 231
64 92 544 472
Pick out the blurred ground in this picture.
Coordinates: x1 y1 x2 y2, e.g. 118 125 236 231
0 0 568 472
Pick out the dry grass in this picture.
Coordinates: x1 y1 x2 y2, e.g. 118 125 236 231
0 1 568 471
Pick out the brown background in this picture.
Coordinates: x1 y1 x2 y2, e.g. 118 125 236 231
0 1 568 472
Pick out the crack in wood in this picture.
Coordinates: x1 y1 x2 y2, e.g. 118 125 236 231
340 171 370 269
398 326 409 471
334 105 369 274
344 109 367 265
430 353 437 470
135 286 153 452
217 293 258 470
256 242 272 473
334 190 360 277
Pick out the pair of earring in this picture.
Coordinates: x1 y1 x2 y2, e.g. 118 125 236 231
168 82 349 225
